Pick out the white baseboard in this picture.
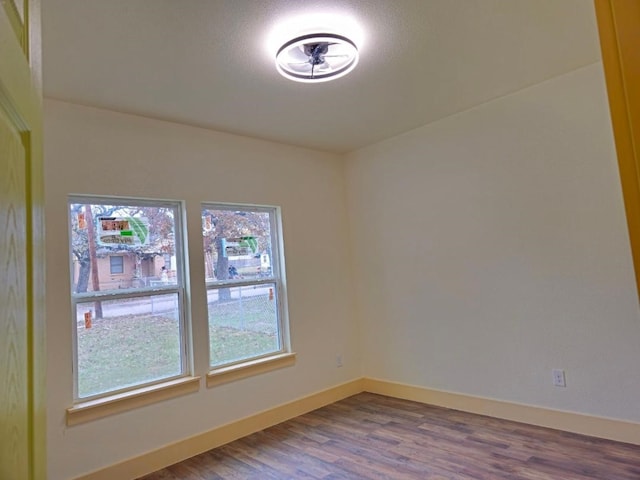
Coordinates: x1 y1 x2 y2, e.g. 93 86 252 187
363 377 640 446
74 378 365 480
74 377 640 479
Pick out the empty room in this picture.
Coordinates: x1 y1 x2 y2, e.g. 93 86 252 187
1 1 639 479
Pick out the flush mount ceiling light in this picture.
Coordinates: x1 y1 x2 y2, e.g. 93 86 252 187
275 33 359 83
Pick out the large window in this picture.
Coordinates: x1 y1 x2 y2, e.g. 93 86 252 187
68 197 188 401
202 204 289 368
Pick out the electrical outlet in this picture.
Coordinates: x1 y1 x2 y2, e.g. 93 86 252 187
336 354 343 368
552 369 566 387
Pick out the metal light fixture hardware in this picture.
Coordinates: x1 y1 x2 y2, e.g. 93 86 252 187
275 33 359 83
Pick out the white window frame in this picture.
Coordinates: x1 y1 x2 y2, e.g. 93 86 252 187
202 203 290 371
68 195 191 403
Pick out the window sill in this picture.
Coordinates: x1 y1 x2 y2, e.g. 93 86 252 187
66 376 201 426
207 353 296 388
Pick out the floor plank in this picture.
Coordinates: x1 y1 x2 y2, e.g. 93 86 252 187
138 393 640 479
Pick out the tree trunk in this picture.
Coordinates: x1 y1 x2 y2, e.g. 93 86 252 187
75 258 90 293
215 237 231 301
85 205 103 318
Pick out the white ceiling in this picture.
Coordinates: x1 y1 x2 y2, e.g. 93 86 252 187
42 0 601 153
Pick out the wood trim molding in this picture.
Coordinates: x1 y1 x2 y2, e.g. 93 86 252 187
73 378 365 480
1 0 26 54
66 376 201 426
363 378 640 446
594 0 640 298
72 377 640 479
207 352 296 387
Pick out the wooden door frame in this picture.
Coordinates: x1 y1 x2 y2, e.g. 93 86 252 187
0 0 45 478
595 0 640 299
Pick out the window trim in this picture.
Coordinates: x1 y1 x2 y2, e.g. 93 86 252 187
202 202 291 371
67 376 201 426
68 195 192 403
207 352 296 388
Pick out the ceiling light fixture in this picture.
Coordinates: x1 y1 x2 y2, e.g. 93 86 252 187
275 33 359 83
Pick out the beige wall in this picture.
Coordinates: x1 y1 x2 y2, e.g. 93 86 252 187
346 63 640 421
44 100 360 480
45 61 640 479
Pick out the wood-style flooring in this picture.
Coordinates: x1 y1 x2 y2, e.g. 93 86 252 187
138 392 640 479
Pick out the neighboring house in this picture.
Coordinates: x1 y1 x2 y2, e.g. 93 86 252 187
72 251 173 291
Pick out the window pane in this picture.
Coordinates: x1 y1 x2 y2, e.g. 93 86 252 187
69 202 178 293
207 284 280 367
75 294 182 398
109 255 124 274
202 208 273 282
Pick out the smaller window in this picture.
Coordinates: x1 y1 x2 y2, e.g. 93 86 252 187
202 203 289 369
109 255 124 274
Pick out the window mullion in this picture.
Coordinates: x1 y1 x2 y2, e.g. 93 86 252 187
205 278 276 290
72 285 181 302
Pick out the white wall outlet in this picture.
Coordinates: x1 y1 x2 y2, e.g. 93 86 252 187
336 354 343 368
552 368 566 387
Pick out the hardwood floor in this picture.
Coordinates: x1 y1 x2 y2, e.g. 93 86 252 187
138 392 640 479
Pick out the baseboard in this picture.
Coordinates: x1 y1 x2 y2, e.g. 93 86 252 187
363 377 640 446
74 378 365 480
75 376 640 479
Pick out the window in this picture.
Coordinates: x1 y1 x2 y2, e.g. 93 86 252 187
109 255 124 274
202 204 289 369
68 197 189 401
